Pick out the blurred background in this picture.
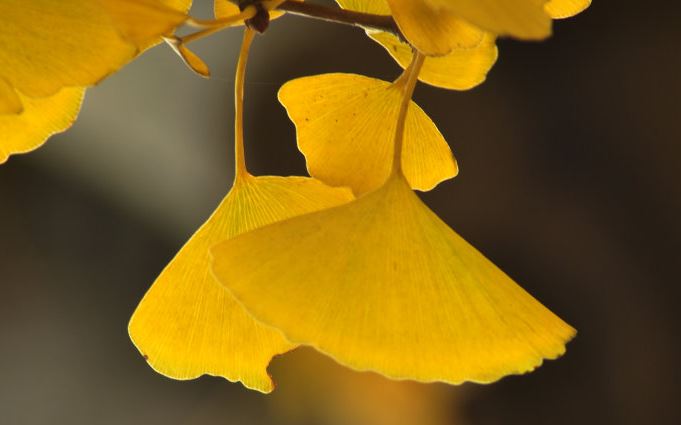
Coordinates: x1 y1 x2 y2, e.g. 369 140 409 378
1 1 679 424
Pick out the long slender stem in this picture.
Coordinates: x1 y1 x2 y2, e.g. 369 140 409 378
276 1 401 37
391 51 425 176
234 28 256 182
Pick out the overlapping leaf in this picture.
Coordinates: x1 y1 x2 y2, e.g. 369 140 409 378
214 45 575 386
336 0 589 91
129 174 352 393
279 73 457 195
212 172 575 385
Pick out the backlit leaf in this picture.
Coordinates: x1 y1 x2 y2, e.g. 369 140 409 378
279 73 457 195
425 0 552 40
129 174 352 393
212 174 575 385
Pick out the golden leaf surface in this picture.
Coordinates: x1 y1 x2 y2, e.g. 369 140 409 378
212 173 575 385
279 73 457 195
129 174 353 393
0 78 22 115
424 0 552 40
0 88 84 164
369 32 498 90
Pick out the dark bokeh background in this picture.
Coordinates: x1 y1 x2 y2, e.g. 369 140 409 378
1 1 679 424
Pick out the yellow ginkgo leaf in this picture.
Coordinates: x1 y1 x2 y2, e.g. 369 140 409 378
278 73 457 195
336 0 484 56
425 0 552 40
368 31 498 90
0 0 189 101
545 0 591 19
0 88 84 164
211 173 575 385
129 174 353 393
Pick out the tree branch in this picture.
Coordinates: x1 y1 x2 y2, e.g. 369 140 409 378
276 1 402 38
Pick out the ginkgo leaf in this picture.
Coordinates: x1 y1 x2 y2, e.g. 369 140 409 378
0 0 189 102
278 73 457 195
425 0 552 40
545 0 591 19
336 0 484 56
0 88 84 164
212 173 575 385
129 174 352 393
368 31 498 90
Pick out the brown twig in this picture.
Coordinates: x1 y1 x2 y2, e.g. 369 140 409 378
276 1 402 38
